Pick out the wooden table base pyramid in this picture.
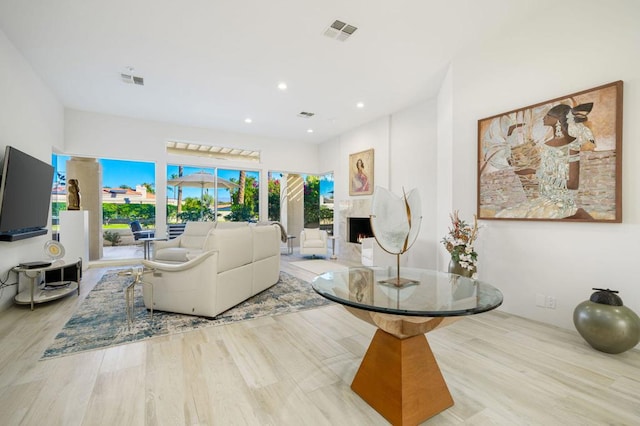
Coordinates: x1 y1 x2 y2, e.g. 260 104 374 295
351 329 454 425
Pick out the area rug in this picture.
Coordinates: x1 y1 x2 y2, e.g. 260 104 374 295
290 259 349 275
42 270 331 359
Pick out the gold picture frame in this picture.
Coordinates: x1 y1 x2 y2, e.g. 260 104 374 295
477 81 623 222
349 148 374 196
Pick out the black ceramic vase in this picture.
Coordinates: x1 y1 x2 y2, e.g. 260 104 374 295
573 288 640 354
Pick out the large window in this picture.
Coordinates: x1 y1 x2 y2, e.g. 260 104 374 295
52 155 156 225
167 165 259 222
268 171 334 230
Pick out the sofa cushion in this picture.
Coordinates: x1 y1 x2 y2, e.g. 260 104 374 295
207 226 253 272
155 247 191 263
252 225 280 262
180 222 215 249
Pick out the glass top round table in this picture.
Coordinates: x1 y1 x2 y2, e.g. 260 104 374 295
310 266 504 425
311 266 503 318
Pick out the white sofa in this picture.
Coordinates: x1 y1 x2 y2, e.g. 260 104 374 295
153 221 215 262
299 228 328 257
141 223 281 318
153 221 249 262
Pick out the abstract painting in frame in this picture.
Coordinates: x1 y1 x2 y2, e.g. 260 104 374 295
477 81 622 222
349 148 374 196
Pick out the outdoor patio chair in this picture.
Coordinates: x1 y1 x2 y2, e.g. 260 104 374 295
130 220 155 240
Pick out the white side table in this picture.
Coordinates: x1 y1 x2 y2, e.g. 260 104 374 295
13 259 82 310
328 236 337 260
139 237 166 260
286 235 296 255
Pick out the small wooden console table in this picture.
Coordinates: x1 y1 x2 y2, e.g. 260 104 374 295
13 259 82 310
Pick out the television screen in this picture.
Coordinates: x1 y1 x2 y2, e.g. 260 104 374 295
0 146 54 241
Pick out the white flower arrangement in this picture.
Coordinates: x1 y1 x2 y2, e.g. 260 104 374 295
441 211 479 278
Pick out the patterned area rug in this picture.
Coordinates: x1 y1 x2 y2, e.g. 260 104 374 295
42 270 331 359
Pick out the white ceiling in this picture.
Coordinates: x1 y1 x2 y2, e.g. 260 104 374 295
0 1 542 144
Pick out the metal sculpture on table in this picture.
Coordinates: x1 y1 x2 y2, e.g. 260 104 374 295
369 186 422 287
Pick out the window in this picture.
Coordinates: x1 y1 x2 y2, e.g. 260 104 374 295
166 165 259 222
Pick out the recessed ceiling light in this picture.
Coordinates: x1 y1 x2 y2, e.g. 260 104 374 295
356 102 364 108
307 129 314 133
278 82 287 90
244 118 252 123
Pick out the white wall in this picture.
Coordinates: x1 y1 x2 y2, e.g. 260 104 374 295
442 0 640 332
389 100 438 269
320 102 439 266
64 109 321 234
0 29 64 309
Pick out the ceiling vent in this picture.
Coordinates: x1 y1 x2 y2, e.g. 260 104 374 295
120 69 144 86
323 19 358 41
298 111 315 118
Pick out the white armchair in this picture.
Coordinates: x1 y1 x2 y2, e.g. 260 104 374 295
300 228 328 257
153 221 216 263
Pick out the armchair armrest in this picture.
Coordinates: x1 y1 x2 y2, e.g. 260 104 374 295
142 250 218 272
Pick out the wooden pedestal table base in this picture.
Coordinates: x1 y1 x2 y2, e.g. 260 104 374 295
311 267 503 426
347 308 457 425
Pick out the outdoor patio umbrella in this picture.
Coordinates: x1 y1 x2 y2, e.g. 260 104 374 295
167 171 239 219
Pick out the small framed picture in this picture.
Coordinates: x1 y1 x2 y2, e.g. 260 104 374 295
349 149 374 196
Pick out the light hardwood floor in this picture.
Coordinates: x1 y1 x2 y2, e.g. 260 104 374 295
0 252 638 425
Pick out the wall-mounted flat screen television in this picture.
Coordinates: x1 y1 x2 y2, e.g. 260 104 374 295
0 146 54 241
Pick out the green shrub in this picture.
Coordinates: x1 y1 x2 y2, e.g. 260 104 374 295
103 230 122 246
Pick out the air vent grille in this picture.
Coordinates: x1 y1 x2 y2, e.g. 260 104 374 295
121 73 145 86
323 19 358 41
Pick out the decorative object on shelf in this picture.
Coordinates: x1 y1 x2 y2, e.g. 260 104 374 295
369 186 422 287
477 80 622 222
442 211 479 279
44 240 65 260
67 178 81 210
573 288 640 354
349 148 374 195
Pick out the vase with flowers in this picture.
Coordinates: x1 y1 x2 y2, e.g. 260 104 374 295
441 211 479 279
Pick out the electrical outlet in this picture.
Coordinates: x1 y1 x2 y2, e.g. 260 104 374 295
546 296 557 309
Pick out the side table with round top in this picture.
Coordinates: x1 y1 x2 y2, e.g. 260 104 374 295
311 266 503 425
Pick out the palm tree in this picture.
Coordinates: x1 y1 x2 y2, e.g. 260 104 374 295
141 182 155 194
238 170 246 205
177 166 183 216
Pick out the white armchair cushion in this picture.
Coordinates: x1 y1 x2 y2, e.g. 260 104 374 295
304 228 321 240
300 228 328 256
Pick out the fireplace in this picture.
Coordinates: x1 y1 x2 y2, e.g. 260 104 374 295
348 217 374 243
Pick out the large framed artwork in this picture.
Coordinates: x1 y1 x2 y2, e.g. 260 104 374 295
349 148 374 196
477 81 623 222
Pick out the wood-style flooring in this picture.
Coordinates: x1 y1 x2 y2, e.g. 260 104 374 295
0 252 638 425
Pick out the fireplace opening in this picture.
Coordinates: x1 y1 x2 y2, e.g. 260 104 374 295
348 217 374 243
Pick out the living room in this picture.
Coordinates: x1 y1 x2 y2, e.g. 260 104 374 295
1 1 639 424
